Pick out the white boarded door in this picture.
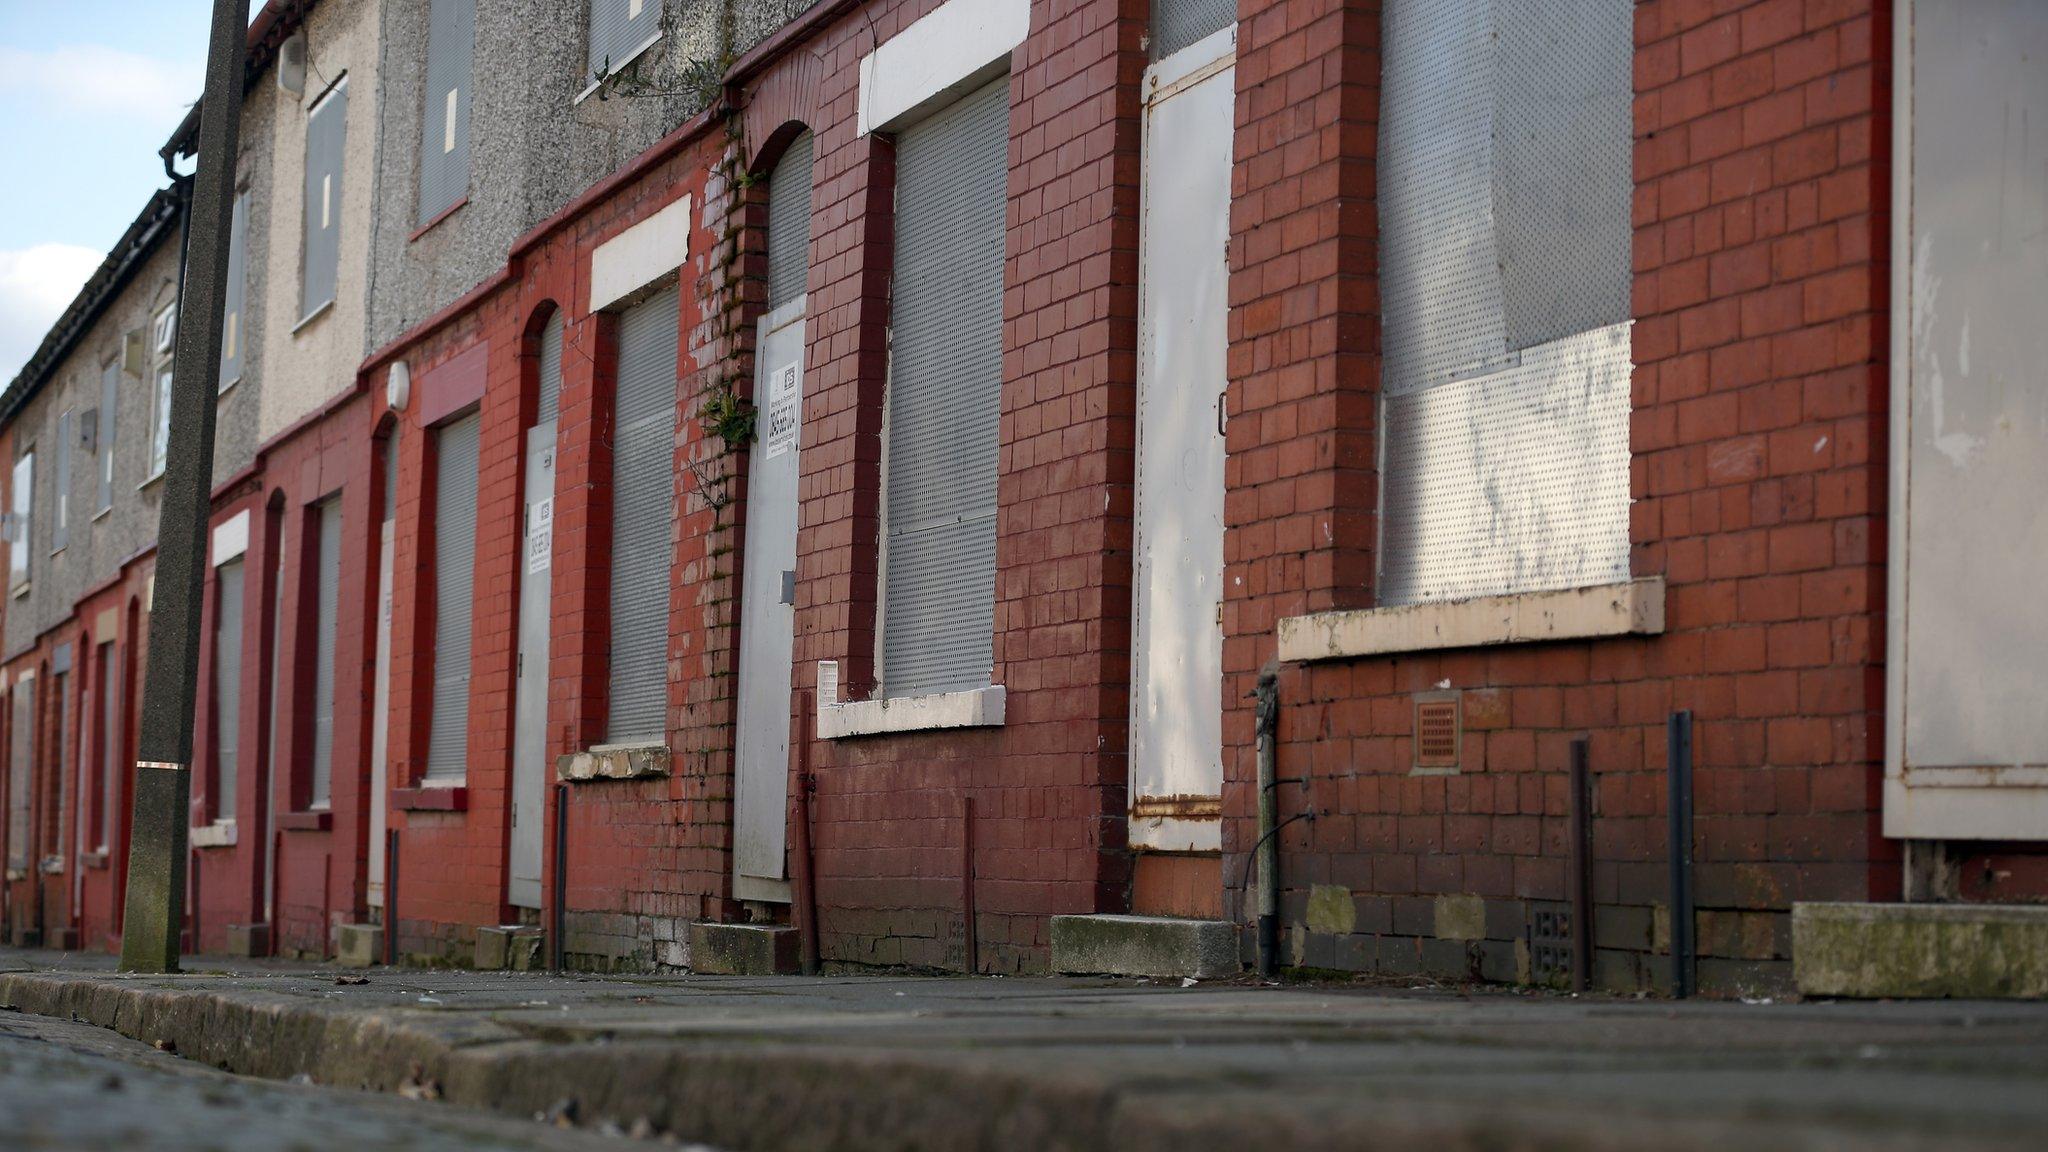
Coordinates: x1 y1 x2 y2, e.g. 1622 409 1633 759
512 314 564 908
1886 1 2048 840
1130 27 1234 852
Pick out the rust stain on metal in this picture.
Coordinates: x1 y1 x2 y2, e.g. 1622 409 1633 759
1130 794 1223 820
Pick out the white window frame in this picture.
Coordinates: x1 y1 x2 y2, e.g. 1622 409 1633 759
146 301 175 483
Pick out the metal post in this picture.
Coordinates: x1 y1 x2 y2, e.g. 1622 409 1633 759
1253 670 1279 977
1567 737 1593 994
117 0 248 974
792 691 821 976
961 796 978 974
551 782 568 972
383 829 398 966
1666 710 1695 999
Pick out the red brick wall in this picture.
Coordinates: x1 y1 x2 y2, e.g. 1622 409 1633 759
1218 0 1895 994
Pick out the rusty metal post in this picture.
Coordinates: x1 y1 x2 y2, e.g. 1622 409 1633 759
552 783 568 972
961 796 978 974
1254 670 1280 976
792 690 821 976
1568 737 1593 994
1667 710 1695 998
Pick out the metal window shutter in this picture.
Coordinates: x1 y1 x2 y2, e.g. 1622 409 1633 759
302 80 347 318
222 192 248 384
214 557 244 819
765 131 813 310
310 498 342 804
606 284 678 743
427 412 480 778
10 453 31 584
55 668 70 858
382 427 400 522
1375 0 1631 606
7 679 32 869
53 412 69 551
882 76 1008 699
419 0 475 225
1151 0 1235 60
537 310 563 425
98 361 118 513
98 643 116 849
589 0 663 80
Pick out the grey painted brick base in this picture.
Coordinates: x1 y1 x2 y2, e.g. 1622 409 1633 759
223 923 269 959
689 922 797 975
334 924 383 968
1050 915 1238 979
474 925 542 971
1794 902 2048 1000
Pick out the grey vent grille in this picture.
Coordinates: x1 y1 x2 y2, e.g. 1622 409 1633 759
1152 0 1235 60
536 309 563 426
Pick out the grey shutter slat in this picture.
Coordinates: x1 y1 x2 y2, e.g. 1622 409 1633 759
301 80 347 319
1151 0 1235 60
97 361 117 513
537 310 563 425
7 679 33 869
419 0 475 224
98 643 116 850
427 412 480 779
882 76 1008 699
589 0 664 80
222 192 248 384
265 531 284 802
382 427 400 522
214 558 244 819
765 131 813 309
53 412 69 551
606 284 678 743
1375 0 1632 606
310 499 341 805
55 669 69 863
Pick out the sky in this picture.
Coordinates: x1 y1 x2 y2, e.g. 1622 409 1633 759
0 0 214 383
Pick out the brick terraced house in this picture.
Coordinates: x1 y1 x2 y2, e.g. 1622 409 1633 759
2 0 2043 998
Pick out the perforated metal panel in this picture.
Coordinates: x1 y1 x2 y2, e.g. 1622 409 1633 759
381 427 400 522
1493 0 1632 351
222 191 248 384
214 558 244 820
5 678 30 870
607 284 679 743
765 131 813 310
427 412 479 780
53 410 70 551
1378 324 1632 604
1377 0 1633 606
309 497 341 805
589 0 664 79
97 360 117 513
882 76 1008 699
419 0 475 225
1152 0 1235 60
301 78 347 320
536 310 563 425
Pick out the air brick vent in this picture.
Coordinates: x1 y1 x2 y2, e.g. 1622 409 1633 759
1414 692 1462 771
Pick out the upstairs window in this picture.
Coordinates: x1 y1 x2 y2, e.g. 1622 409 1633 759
148 302 175 480
301 77 348 322
587 0 663 86
10 447 33 595
52 410 70 553
1374 0 1633 605
419 0 475 225
95 359 118 514
879 76 1009 699
221 190 248 387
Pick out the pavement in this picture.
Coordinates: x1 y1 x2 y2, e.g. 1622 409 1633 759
3 947 2047 1151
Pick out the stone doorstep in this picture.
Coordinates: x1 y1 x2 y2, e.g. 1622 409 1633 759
1049 914 1238 980
688 921 797 975
475 925 544 971
1793 901 2048 1000
334 923 384 969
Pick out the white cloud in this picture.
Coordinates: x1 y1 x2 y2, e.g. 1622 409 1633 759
0 244 106 383
0 44 199 130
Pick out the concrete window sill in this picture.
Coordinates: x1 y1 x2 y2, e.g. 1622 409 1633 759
189 819 238 848
81 850 108 870
558 742 670 782
1277 577 1666 663
815 661 1006 739
393 785 468 811
574 31 664 104
410 195 469 242
276 809 333 832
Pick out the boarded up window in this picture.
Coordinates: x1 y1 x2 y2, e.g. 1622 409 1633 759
10 449 33 592
420 0 475 225
7 676 33 870
1151 0 1235 60
1375 0 1632 605
881 76 1008 699
96 359 118 514
588 0 664 83
606 285 678 743
427 412 480 780
765 131 813 310
222 191 249 386
301 78 348 320
537 310 563 425
213 557 244 820
53 411 70 552
308 498 342 806
95 641 116 850
149 303 175 478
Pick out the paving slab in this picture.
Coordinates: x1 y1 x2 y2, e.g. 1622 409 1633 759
3 947 2045 1151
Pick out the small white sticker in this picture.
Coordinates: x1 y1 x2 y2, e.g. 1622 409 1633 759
527 498 553 574
764 361 800 459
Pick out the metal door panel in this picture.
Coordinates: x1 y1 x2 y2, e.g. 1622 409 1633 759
368 518 392 907
734 302 804 897
510 424 555 907
1130 29 1233 853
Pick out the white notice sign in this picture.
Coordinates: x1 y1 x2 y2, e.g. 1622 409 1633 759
527 498 553 574
764 361 799 459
